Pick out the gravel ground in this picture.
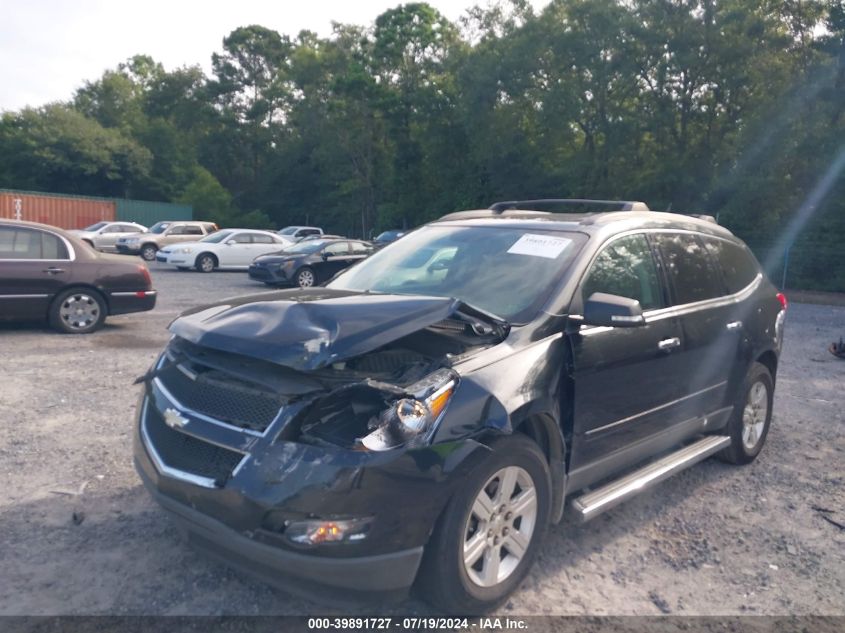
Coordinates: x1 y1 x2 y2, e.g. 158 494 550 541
1 263 843 616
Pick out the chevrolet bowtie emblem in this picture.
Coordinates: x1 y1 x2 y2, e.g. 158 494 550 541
163 407 190 429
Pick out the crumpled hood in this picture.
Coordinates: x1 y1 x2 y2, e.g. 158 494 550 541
169 287 463 371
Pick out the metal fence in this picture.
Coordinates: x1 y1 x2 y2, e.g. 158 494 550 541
745 241 842 293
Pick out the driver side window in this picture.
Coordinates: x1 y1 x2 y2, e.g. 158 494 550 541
582 234 664 310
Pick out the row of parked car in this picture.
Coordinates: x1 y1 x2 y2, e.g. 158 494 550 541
0 217 406 334
69 219 407 289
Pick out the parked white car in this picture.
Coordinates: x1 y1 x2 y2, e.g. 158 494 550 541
156 229 288 272
69 221 148 252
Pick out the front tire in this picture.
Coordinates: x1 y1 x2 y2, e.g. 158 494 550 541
195 253 217 273
49 288 107 334
295 266 316 288
417 434 551 613
719 362 774 464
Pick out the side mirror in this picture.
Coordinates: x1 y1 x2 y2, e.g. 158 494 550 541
322 252 332 260
225 239 236 245
583 292 645 327
428 260 449 273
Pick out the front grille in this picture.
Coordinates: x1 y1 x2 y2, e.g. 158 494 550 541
248 266 272 280
144 403 243 484
157 364 285 433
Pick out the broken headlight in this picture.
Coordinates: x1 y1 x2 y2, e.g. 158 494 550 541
360 369 458 451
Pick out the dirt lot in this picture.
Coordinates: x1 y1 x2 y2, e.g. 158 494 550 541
1 264 843 616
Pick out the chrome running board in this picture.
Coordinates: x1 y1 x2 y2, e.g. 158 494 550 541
570 435 731 522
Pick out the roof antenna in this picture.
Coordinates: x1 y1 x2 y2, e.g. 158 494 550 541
666 203 672 212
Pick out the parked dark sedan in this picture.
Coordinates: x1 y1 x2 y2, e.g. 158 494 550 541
372 229 406 248
0 220 157 333
248 238 373 288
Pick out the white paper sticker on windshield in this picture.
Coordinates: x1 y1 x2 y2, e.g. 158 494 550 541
507 233 572 259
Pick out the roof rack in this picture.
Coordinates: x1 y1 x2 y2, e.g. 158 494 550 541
489 199 651 213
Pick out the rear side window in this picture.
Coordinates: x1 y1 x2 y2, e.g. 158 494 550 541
0 227 68 259
251 234 275 244
701 237 759 294
582 234 664 310
324 242 350 256
183 225 204 235
653 233 722 305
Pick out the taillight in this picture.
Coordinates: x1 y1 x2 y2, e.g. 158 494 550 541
138 264 152 288
776 292 788 311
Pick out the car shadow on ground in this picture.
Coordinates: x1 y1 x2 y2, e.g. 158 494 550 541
0 446 740 616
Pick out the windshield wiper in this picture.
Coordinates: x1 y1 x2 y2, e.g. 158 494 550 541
454 300 510 338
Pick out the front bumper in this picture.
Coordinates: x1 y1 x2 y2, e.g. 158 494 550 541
136 465 423 602
157 252 189 265
248 263 291 285
133 375 489 601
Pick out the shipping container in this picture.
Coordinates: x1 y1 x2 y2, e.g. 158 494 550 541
115 198 192 227
0 189 192 230
0 190 115 229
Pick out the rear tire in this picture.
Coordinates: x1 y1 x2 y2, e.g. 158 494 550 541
49 288 107 334
195 253 217 273
718 362 774 464
140 244 157 261
416 434 551 613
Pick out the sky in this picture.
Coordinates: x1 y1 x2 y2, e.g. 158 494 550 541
0 0 544 112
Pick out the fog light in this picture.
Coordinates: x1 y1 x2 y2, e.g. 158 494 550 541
285 517 372 546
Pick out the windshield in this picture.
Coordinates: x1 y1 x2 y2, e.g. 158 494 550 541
149 222 170 234
278 227 299 235
376 230 403 242
83 222 108 232
329 225 583 322
200 230 234 243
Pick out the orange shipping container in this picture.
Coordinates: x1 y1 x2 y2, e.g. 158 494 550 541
0 191 116 230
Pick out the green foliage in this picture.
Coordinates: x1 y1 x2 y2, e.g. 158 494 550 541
0 104 151 196
0 1 842 290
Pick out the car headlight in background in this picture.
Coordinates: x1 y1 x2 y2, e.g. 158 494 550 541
361 368 458 451
179 247 194 254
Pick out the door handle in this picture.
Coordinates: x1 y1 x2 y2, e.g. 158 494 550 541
43 267 66 275
658 337 681 351
726 320 743 330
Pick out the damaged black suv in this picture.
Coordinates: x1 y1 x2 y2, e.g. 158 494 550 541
134 199 786 612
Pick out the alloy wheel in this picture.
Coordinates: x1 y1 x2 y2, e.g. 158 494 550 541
297 269 314 287
59 294 100 331
463 466 537 588
199 256 215 272
742 380 769 450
